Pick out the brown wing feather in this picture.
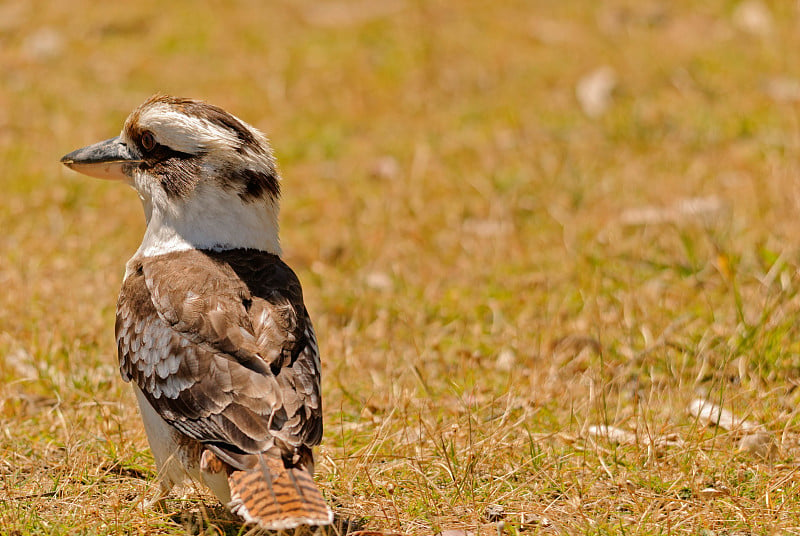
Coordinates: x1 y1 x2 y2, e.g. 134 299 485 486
115 248 323 469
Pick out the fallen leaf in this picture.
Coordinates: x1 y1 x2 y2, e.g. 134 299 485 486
576 67 616 118
495 348 516 371
365 272 393 291
698 487 725 499
619 196 724 226
764 77 800 102
732 0 773 37
587 425 636 444
483 504 505 522
738 431 777 459
688 398 760 432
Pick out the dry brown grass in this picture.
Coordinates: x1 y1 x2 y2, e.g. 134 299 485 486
3 0 800 534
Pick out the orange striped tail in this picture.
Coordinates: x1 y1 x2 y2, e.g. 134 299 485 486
227 454 333 530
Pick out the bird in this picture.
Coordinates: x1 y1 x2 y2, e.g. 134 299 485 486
60 95 333 530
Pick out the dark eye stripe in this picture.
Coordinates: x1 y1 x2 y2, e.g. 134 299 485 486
143 143 195 164
138 143 200 199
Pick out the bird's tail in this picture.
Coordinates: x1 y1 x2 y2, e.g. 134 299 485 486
227 453 333 530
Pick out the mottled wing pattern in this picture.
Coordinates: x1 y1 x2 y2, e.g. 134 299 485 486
115 248 323 468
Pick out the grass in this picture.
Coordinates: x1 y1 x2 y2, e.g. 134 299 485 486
2 0 800 533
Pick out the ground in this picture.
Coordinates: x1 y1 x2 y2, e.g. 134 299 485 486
1 1 800 534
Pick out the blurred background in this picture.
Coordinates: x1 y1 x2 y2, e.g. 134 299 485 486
2 0 800 533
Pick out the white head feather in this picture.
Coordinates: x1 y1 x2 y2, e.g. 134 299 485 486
117 96 282 258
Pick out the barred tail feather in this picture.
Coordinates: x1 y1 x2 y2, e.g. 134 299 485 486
227 454 333 530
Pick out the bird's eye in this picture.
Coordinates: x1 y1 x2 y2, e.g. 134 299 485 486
141 131 156 151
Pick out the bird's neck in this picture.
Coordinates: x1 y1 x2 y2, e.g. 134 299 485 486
134 183 281 258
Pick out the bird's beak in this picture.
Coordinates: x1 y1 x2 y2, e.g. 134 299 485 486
60 136 141 181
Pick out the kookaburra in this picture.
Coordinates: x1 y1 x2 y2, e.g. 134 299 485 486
61 95 333 530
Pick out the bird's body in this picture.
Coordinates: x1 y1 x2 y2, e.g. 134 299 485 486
61 95 333 529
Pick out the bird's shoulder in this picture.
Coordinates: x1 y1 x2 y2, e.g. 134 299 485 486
116 248 307 370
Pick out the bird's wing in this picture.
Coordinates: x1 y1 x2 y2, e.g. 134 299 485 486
115 248 322 468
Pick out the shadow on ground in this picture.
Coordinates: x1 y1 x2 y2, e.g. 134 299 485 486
172 503 369 536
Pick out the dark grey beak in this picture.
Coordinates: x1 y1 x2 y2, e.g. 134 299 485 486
60 136 141 181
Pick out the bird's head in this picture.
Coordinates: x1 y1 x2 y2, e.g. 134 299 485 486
61 95 282 256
